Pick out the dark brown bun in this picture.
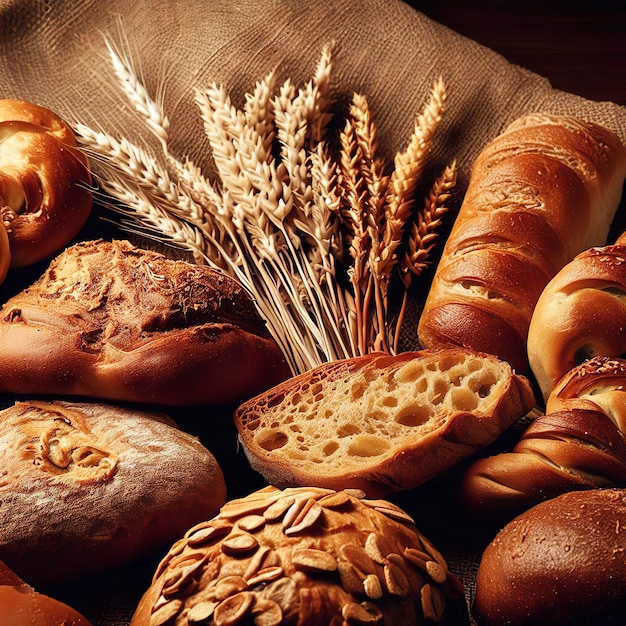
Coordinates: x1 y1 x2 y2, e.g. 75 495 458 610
0 399 226 586
131 486 469 626
0 560 92 626
0 239 290 406
474 488 626 625
0 98 92 268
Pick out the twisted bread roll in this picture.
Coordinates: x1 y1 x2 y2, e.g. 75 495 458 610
418 113 626 374
0 99 92 267
131 486 469 626
528 244 626 400
546 355 626 431
460 408 626 520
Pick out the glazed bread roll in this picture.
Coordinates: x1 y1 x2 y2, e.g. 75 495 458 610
131 486 469 626
460 408 626 521
0 239 290 405
0 399 226 586
418 113 626 374
0 560 92 626
234 348 535 497
474 488 626 625
528 243 626 400
0 98 92 267
546 355 626 432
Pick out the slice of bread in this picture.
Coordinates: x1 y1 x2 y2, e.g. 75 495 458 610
234 348 536 496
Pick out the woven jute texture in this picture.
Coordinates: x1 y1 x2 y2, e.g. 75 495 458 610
1 1 626 624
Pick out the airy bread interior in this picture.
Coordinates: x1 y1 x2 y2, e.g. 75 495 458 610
238 351 517 474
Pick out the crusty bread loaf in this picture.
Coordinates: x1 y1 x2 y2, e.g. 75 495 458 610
546 355 626 432
474 488 626 625
0 399 226 586
0 239 290 405
234 348 535 496
0 98 92 268
460 408 626 521
418 113 626 374
0 560 92 626
528 244 626 400
130 485 469 626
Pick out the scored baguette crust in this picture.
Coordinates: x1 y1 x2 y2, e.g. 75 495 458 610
0 239 290 405
130 486 469 626
418 113 626 374
0 399 226 586
234 348 535 497
474 488 626 625
528 244 626 400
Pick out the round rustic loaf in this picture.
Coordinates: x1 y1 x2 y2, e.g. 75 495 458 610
0 239 290 405
131 485 469 626
0 399 227 586
474 488 626 625
0 98 92 268
0 560 92 626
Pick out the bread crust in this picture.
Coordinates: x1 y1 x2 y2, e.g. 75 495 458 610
418 113 626 374
130 486 469 626
0 399 227 585
0 239 290 405
0 98 92 267
234 349 535 497
474 488 626 625
528 244 626 400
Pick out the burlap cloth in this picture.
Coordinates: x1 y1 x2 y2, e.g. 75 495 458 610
1 1 626 624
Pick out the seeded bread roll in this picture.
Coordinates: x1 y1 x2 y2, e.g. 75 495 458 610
418 113 626 374
0 98 92 268
0 239 290 406
474 488 626 625
234 348 535 497
131 485 469 626
0 560 92 626
0 399 226 586
528 244 626 400
460 408 626 521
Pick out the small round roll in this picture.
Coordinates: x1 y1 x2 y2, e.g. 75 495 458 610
0 98 92 267
0 560 91 626
528 244 626 401
474 488 626 625
131 486 469 626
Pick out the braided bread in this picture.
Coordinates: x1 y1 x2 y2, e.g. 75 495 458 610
418 113 626 374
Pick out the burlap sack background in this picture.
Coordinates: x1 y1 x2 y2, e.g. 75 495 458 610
1 1 626 624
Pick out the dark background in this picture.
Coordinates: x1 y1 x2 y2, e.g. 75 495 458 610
415 0 626 106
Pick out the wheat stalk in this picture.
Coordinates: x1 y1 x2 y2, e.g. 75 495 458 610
77 39 454 374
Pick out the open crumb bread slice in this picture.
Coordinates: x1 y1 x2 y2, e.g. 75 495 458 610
234 348 535 496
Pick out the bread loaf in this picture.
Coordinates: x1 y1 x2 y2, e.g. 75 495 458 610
0 560 92 626
474 488 626 625
460 408 626 521
546 355 626 431
418 113 626 374
0 399 226 586
130 485 469 626
234 348 535 497
528 244 626 400
0 239 290 405
0 98 92 268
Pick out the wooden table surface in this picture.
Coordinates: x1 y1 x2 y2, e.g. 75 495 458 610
415 0 626 107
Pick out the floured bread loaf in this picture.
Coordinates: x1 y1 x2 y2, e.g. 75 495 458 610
0 239 290 405
130 486 469 626
234 349 535 496
0 399 226 585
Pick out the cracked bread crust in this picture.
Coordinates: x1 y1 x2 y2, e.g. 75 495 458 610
234 348 535 497
0 239 290 405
